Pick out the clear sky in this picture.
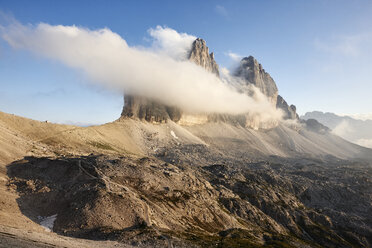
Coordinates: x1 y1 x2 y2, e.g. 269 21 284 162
0 0 371 125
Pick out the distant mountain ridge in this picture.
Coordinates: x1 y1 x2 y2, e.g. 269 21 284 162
302 111 372 148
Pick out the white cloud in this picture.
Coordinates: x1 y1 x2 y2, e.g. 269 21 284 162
215 5 228 17
1 21 283 124
332 120 353 137
148 25 196 60
331 120 372 148
226 51 242 62
340 113 372 121
355 139 372 148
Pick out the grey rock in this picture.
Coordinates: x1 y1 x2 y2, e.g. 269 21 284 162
121 95 181 123
302 118 331 133
9 151 372 247
188 38 220 76
276 95 299 120
121 38 220 123
235 56 278 104
234 56 299 121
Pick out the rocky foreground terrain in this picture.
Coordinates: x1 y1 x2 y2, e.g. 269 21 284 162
0 108 370 247
6 145 372 247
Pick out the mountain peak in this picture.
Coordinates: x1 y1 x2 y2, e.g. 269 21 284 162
235 56 278 105
121 38 299 123
121 37 220 123
188 38 219 76
235 57 299 120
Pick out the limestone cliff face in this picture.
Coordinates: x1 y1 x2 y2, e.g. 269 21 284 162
121 38 298 125
276 95 299 120
121 38 219 123
235 56 278 105
188 38 219 76
234 56 298 120
235 56 299 120
121 95 181 123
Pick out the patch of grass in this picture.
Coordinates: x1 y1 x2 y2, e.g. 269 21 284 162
89 141 115 151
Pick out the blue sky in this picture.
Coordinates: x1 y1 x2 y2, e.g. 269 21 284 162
0 0 371 124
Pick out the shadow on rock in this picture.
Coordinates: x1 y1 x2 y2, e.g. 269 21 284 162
6 155 148 241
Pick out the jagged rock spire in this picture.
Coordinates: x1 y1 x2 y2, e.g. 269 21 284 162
188 38 220 76
276 95 299 120
121 38 299 123
234 56 298 120
121 38 219 123
235 56 278 105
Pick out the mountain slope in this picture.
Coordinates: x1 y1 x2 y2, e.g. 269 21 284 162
1 110 372 247
1 110 371 166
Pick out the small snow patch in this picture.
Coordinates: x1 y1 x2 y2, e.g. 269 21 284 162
38 214 57 232
170 130 178 139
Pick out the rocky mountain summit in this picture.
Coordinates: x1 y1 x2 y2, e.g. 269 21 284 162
188 38 220 76
276 95 299 120
233 56 298 121
121 38 220 124
235 56 278 105
122 38 298 125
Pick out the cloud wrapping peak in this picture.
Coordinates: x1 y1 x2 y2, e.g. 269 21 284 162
1 21 282 121
148 25 196 60
341 113 372 121
226 51 242 61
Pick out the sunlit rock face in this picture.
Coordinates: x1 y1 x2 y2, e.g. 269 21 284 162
235 56 278 105
188 38 220 76
244 114 279 130
233 56 298 121
177 114 209 126
121 38 220 124
121 95 181 124
121 38 289 129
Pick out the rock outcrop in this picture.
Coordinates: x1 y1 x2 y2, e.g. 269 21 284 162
302 118 330 133
188 38 220 76
234 56 298 120
8 146 372 247
122 38 299 125
121 95 181 123
276 95 299 120
235 56 278 105
121 38 220 123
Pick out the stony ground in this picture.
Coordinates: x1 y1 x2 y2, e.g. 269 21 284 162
1 111 372 247
6 152 372 247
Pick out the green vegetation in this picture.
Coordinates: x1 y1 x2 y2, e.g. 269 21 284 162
88 141 115 151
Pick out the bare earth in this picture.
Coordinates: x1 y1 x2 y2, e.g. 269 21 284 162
0 111 371 247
